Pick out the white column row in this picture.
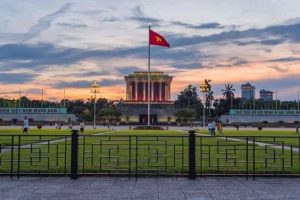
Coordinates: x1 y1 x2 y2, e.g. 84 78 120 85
143 81 146 101
128 81 171 101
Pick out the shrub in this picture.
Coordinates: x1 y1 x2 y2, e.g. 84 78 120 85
133 126 164 130
175 108 195 125
258 127 262 131
37 125 42 129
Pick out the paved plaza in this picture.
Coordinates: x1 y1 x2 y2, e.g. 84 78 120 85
0 177 299 200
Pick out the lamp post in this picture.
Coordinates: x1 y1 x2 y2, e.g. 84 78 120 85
200 82 209 133
90 81 100 130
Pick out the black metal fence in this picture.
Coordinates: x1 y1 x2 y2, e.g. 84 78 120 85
0 131 299 179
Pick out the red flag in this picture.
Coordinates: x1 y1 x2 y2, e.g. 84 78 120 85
149 29 170 47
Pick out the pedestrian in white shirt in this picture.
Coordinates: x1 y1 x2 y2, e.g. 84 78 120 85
80 121 84 132
23 116 29 134
211 121 216 136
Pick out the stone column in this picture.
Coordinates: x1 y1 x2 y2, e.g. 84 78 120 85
143 81 146 101
135 80 138 101
166 82 170 101
151 81 154 101
129 81 132 101
126 80 129 100
159 82 162 101
169 81 171 100
165 83 168 101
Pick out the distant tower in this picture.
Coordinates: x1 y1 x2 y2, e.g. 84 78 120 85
241 82 255 100
259 89 273 101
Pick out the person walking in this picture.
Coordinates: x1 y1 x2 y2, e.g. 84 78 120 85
80 121 85 132
217 122 223 135
68 122 73 130
23 116 29 134
211 121 216 136
207 121 212 135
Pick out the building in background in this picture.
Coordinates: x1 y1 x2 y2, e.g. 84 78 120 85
0 108 76 124
259 89 273 101
241 82 255 100
118 71 176 124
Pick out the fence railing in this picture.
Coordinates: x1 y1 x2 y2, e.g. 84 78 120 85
0 131 299 179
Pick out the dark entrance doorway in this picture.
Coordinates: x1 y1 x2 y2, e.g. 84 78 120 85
139 114 157 124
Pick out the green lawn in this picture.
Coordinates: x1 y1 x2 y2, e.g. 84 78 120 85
0 129 299 176
0 128 109 146
196 129 300 146
107 129 188 135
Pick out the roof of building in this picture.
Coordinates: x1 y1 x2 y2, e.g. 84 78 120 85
124 71 172 80
259 89 273 94
241 82 255 88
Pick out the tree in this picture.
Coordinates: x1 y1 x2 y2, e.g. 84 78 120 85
175 108 196 125
175 85 202 108
206 90 214 117
98 107 122 125
201 79 214 117
204 79 212 91
221 84 235 108
222 84 235 100
175 85 203 120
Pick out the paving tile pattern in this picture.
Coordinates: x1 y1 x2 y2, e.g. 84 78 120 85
0 177 299 200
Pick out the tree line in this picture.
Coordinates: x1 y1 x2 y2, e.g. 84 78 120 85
1 83 299 124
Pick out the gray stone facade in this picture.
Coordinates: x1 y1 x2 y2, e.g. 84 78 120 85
117 103 177 124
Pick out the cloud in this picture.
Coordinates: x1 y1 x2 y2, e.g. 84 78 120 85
2 21 300 74
171 62 203 69
56 19 87 28
55 80 91 88
267 65 289 72
22 89 44 95
229 57 249 65
117 66 143 75
0 42 203 71
171 21 224 29
101 17 119 22
20 3 73 42
266 57 300 62
234 38 284 46
129 6 162 27
80 9 103 15
255 75 300 90
284 17 300 25
0 3 73 43
0 73 35 84
170 22 300 48
55 79 123 89
101 79 124 86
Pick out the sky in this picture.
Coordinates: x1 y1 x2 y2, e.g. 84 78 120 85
0 0 300 101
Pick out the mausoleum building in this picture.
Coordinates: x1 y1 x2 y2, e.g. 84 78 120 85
118 71 177 124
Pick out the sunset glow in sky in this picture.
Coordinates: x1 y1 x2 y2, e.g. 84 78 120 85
1 0 300 101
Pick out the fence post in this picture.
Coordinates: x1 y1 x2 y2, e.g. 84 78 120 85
188 130 196 179
70 130 79 179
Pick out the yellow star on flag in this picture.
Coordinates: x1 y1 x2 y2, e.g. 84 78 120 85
155 36 162 43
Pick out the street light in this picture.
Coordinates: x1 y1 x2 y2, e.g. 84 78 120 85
90 81 100 130
200 81 209 133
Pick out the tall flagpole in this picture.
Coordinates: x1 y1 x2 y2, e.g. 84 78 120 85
147 26 151 127
298 91 300 110
63 88 66 109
